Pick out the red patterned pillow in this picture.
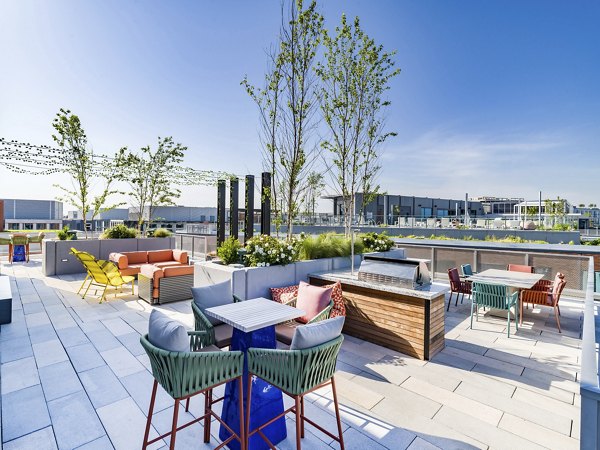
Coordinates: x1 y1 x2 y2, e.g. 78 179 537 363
270 285 299 303
323 281 345 318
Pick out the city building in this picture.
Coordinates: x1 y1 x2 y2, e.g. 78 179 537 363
471 196 524 215
0 198 63 230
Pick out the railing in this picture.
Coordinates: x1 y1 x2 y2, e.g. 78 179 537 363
580 257 600 449
174 233 217 260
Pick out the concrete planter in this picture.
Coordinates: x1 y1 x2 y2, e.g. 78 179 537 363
43 237 176 276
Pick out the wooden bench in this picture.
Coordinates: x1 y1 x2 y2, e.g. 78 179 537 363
0 275 12 324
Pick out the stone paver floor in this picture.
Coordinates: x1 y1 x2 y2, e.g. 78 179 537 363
0 259 582 449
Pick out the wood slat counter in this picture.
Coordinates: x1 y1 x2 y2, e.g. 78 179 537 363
309 271 448 360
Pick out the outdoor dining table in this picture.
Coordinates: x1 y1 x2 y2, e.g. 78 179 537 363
205 297 305 450
466 268 544 317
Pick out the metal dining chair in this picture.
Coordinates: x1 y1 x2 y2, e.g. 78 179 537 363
471 282 519 337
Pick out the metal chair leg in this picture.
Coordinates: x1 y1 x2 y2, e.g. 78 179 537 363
203 389 211 443
295 396 302 450
447 292 453 311
142 380 158 450
245 373 253 450
169 398 180 450
331 377 345 450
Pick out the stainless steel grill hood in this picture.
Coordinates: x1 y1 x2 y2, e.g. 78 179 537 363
358 255 431 290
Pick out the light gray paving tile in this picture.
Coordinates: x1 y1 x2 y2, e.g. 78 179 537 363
28 323 59 344
1 384 51 442
3 425 58 450
354 420 417 450
25 311 51 328
485 347 577 381
101 317 136 337
401 377 503 426
430 351 477 371
38 360 83 401
433 405 546 450
23 301 45 315
520 366 579 394
32 339 69 368
0 317 29 341
48 312 77 330
498 413 578 450
56 326 90 348
120 370 174 413
97 397 164 450
334 375 385 409
149 405 216 449
86 328 122 352
79 365 129 409
442 346 525 376
66 343 106 372
100 346 145 377
116 331 145 356
511 387 579 418
0 335 33 363
1 356 40 394
407 437 441 450
74 435 114 449
367 356 459 391
48 390 105 449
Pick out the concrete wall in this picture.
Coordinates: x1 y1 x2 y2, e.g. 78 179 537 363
43 237 176 276
278 225 579 245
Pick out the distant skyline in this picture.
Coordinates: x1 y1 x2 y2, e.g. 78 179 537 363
1 0 599 212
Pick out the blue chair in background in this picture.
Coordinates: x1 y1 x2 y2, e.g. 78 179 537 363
471 282 519 337
460 264 474 277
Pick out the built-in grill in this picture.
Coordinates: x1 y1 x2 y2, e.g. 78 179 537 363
358 255 431 290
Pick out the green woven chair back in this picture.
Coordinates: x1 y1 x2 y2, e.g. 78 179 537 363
140 334 243 399
472 282 510 310
248 334 343 396
28 233 45 243
0 238 11 245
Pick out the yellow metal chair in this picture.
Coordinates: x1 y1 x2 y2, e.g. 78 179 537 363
71 248 135 302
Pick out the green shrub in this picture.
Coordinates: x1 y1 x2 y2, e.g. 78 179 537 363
361 232 394 252
217 236 243 265
584 238 600 246
298 233 362 260
150 228 172 238
100 224 138 239
245 234 299 267
57 225 74 241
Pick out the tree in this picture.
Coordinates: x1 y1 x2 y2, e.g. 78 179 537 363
317 14 400 236
244 0 323 240
119 137 186 235
51 108 124 238
301 171 325 221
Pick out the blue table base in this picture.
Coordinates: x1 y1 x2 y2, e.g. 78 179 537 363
219 325 287 450
12 245 26 262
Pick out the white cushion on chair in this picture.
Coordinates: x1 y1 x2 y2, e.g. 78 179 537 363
148 309 188 352
290 316 345 350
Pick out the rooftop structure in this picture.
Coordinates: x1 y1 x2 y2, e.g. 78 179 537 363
0 198 63 230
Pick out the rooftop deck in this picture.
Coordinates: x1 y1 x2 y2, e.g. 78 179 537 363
0 259 582 449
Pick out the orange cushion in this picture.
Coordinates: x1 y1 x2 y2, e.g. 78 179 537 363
147 249 174 263
163 265 194 277
109 253 128 270
140 264 163 284
172 249 188 264
153 261 184 269
271 285 299 303
122 251 148 265
295 281 332 324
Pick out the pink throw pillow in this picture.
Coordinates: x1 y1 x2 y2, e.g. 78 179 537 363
295 281 332 324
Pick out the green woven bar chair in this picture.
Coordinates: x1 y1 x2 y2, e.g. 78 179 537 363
471 281 519 337
140 332 245 450
246 317 346 450
275 298 334 345
191 290 242 348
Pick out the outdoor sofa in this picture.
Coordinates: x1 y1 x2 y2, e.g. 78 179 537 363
109 249 188 277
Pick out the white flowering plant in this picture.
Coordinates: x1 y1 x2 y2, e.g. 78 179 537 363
244 234 299 267
361 232 394 252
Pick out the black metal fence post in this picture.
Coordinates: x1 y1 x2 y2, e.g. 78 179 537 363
217 179 226 246
245 175 254 242
261 172 271 235
229 178 239 239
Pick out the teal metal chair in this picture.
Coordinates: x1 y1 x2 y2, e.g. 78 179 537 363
245 335 345 449
460 264 474 277
140 332 245 450
471 282 519 337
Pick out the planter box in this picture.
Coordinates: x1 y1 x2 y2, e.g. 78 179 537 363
43 237 176 276
194 263 246 299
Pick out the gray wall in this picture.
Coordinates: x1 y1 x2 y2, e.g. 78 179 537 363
2 199 62 220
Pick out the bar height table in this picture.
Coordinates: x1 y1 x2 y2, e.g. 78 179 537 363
205 297 304 450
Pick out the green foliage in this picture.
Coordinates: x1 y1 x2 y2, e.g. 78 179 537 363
51 108 125 238
297 233 363 260
361 232 394 252
584 239 600 246
217 237 243 265
245 234 299 267
100 224 138 239
552 223 572 231
150 228 172 238
117 137 186 236
57 225 74 241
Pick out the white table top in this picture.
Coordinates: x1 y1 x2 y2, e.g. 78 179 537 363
205 297 305 333
467 269 544 289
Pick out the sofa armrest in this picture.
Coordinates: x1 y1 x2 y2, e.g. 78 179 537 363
172 249 188 264
109 252 128 270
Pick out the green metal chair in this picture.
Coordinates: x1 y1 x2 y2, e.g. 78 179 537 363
245 335 345 449
191 294 242 348
0 237 11 262
71 248 135 302
275 298 334 345
27 232 45 255
140 333 245 450
471 281 519 337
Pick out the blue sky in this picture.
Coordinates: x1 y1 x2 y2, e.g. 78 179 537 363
1 0 599 212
